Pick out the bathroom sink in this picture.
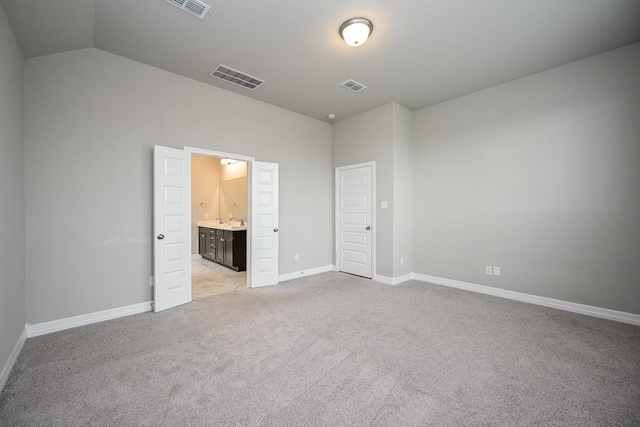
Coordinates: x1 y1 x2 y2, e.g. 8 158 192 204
197 221 247 230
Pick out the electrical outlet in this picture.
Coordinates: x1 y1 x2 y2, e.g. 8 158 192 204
400 257 405 266
485 266 493 275
205 213 209 219
493 266 501 276
295 254 299 261
381 201 388 209
149 276 154 287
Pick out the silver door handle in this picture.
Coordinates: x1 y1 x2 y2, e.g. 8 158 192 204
273 228 279 232
366 226 371 230
157 234 165 240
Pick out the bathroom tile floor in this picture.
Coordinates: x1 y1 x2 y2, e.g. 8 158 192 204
192 257 246 299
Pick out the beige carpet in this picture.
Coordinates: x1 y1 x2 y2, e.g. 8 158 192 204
1 272 639 426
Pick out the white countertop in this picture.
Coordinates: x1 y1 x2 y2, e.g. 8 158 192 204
197 221 247 231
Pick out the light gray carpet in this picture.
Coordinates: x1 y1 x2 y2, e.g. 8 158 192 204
1 272 639 426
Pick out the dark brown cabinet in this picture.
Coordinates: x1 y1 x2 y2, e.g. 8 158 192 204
198 227 246 272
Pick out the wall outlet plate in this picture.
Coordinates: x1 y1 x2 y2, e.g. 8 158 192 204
493 266 501 276
485 266 493 275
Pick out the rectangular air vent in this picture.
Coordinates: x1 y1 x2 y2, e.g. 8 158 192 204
163 0 210 19
341 79 367 93
210 65 265 90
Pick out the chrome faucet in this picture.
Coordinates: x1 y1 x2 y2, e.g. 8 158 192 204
229 217 237 222
215 217 224 224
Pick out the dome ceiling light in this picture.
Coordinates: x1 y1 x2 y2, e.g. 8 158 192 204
339 17 373 47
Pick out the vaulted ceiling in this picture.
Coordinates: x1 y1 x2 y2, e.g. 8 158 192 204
3 0 640 122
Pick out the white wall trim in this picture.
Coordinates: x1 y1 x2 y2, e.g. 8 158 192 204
413 273 640 326
0 326 28 392
279 264 335 282
374 273 413 286
184 146 255 163
26 301 153 338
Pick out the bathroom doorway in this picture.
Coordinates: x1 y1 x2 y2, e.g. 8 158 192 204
154 145 279 312
191 153 249 299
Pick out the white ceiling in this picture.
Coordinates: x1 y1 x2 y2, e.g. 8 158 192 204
3 0 640 122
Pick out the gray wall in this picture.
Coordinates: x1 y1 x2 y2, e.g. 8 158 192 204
0 3 25 374
413 43 640 314
333 104 395 278
332 102 414 280
392 104 413 277
24 48 332 324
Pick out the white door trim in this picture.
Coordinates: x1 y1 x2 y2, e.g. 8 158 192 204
335 161 376 278
184 146 257 288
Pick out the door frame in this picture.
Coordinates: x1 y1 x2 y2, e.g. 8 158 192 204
185 146 257 288
335 161 376 278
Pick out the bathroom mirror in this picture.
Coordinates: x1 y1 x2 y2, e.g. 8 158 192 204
219 177 248 221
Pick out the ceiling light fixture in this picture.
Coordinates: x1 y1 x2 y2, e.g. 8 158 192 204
339 17 373 47
220 158 238 165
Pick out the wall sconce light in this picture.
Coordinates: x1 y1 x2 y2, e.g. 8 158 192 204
339 17 373 47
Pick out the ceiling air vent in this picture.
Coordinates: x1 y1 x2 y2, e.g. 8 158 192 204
341 79 367 93
163 0 210 19
210 65 265 90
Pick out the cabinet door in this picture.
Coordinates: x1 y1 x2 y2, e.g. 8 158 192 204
198 229 207 257
233 230 246 271
210 229 216 260
224 230 234 267
215 230 225 264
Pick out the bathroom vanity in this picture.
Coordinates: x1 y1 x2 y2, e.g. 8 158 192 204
198 223 246 272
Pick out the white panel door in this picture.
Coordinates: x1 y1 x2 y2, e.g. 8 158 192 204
337 165 373 278
251 161 279 287
153 145 192 312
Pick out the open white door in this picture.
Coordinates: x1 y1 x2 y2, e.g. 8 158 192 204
251 161 279 287
336 163 373 278
153 145 192 312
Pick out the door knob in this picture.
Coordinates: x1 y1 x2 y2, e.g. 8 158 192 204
157 234 165 240
273 228 279 232
366 226 371 230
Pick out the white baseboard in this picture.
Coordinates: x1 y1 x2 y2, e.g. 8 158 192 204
26 301 153 338
278 265 335 283
374 273 413 286
0 326 28 392
413 273 640 326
